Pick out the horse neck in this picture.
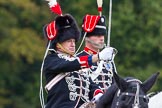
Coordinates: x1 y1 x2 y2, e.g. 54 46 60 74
110 89 121 108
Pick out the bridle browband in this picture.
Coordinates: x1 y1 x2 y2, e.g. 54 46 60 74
115 79 149 108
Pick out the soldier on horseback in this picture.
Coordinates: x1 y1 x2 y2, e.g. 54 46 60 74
39 0 117 108
76 8 117 93
41 13 115 108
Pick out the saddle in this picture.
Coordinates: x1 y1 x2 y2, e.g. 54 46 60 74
79 102 96 108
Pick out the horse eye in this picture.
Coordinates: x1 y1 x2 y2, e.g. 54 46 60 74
143 97 149 103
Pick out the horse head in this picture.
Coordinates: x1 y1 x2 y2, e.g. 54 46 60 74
96 72 159 108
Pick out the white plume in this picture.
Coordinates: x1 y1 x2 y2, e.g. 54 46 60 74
97 0 103 7
45 0 57 7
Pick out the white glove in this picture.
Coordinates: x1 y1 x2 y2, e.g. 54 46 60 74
91 93 103 103
98 47 117 61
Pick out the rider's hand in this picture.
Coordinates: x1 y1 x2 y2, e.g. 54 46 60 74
98 47 117 61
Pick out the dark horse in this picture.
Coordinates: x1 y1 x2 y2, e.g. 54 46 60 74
95 72 159 108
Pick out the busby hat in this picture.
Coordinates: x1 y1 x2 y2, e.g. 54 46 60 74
43 14 80 49
81 14 107 37
55 14 80 43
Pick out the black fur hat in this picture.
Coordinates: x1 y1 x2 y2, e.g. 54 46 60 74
82 15 107 37
43 14 80 49
55 14 80 43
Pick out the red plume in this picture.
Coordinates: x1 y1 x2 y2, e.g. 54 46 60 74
46 0 62 16
50 3 62 15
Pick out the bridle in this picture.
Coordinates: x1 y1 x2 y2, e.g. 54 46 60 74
115 79 149 108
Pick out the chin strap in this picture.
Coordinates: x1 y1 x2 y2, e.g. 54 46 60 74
85 38 105 49
56 43 74 56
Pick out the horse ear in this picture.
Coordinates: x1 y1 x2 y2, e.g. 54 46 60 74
113 72 128 92
141 72 160 93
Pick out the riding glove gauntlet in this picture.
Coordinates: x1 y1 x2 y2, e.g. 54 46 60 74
98 47 116 61
91 93 103 103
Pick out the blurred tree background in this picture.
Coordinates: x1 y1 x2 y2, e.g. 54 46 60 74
0 0 162 107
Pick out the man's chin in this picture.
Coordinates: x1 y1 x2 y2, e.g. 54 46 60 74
94 43 105 49
69 50 75 54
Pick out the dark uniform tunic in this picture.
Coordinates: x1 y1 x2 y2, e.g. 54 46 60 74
43 52 103 108
77 47 115 92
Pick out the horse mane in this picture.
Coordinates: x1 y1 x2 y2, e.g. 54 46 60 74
147 91 160 98
96 84 118 108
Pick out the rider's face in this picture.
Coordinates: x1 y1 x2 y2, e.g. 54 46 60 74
89 35 104 44
59 38 76 54
87 35 105 50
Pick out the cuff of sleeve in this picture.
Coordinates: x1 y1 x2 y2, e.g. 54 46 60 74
93 89 103 97
88 55 93 66
77 56 92 68
97 53 101 61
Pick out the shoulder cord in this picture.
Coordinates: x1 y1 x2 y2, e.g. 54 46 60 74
75 32 87 55
39 41 58 108
39 40 52 108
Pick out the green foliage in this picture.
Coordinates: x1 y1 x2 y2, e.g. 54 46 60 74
0 0 162 107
